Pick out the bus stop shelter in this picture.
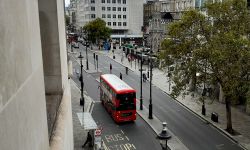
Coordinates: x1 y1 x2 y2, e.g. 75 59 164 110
77 112 102 149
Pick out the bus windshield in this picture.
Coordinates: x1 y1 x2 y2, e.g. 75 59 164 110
116 93 136 110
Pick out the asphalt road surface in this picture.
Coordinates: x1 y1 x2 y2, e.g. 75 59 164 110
70 52 161 150
70 44 243 150
92 103 161 150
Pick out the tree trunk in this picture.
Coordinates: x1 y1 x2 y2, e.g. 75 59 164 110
219 83 225 103
188 73 196 92
225 97 233 134
246 102 250 115
246 97 250 115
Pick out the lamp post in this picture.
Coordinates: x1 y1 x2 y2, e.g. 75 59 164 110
148 49 153 119
93 53 96 70
139 40 144 110
196 72 206 115
147 57 150 78
78 52 85 112
96 54 99 72
157 122 171 150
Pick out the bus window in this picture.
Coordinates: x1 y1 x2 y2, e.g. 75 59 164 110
116 93 136 110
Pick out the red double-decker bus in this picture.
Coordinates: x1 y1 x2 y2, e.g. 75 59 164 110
100 74 136 122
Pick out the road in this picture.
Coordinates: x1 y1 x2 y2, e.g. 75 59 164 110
71 44 243 150
69 49 161 150
92 103 161 150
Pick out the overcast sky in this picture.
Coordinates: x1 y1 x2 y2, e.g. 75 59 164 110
65 0 70 7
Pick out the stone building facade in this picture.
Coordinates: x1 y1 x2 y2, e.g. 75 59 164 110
0 0 73 150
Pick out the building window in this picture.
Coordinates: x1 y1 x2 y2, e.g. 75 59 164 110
118 0 121 4
102 0 105 3
112 7 116 11
118 15 121 18
107 0 110 3
123 0 126 4
91 14 96 18
118 22 121 26
113 22 116 26
107 7 111 11
112 0 116 3
107 14 111 18
123 22 126 26
108 22 111 26
91 7 95 11
102 14 106 18
91 0 95 3
118 7 121 11
113 14 116 18
123 15 126 19
102 7 105 11
123 7 126 11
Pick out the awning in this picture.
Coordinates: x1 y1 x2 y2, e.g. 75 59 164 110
77 112 97 130
111 34 143 38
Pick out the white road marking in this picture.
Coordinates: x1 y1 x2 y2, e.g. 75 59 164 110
121 130 124 135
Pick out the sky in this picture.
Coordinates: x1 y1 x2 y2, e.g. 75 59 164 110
65 0 70 7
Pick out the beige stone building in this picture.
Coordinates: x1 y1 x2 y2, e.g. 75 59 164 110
0 0 73 150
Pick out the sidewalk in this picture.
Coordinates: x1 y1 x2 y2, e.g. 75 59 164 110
70 79 94 150
92 46 250 150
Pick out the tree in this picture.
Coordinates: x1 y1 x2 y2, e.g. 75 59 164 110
83 18 112 44
161 0 250 134
65 15 70 27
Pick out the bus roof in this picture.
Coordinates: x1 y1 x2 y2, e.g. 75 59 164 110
101 74 135 93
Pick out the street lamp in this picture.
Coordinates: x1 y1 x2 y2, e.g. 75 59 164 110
196 72 206 116
157 122 171 150
148 49 153 119
78 52 85 112
147 56 150 78
139 40 145 110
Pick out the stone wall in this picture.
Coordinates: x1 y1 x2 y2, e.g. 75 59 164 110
0 0 49 149
0 0 73 149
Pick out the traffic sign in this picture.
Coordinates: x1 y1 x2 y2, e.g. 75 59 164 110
95 129 102 136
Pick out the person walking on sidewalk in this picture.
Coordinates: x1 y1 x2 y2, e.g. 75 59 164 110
143 73 147 82
120 72 122 80
82 131 93 148
110 63 112 74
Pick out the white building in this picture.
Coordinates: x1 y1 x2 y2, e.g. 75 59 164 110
69 0 78 24
75 0 146 44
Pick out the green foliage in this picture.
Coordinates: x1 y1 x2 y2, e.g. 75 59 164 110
83 18 112 43
65 15 70 26
161 0 250 132
161 0 250 99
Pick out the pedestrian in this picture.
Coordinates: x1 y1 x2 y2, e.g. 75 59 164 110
143 73 147 82
128 54 131 62
110 63 112 73
120 72 122 80
82 131 93 148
